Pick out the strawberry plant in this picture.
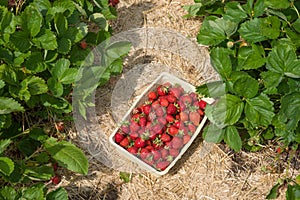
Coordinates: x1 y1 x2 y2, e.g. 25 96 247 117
0 0 125 198
184 0 300 197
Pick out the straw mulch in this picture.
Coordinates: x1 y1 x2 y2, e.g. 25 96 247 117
61 0 299 199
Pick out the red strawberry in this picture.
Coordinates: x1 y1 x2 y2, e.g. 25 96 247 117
179 112 189 122
130 121 140 132
51 175 61 185
80 41 87 49
180 94 193 104
159 97 169 107
189 111 201 126
52 163 58 171
148 91 157 100
155 107 165 117
166 104 177 115
169 87 182 99
120 124 130 134
115 132 125 143
178 101 186 112
152 123 163 134
198 109 204 116
132 107 142 115
153 137 163 149
189 92 198 101
120 137 130 148
198 100 207 109
140 148 150 160
157 85 168 96
139 116 147 127
156 161 170 171
166 94 177 103
160 148 169 159
142 104 151 115
129 132 139 140
183 134 191 144
168 126 178 136
172 137 183 149
166 114 175 123
109 0 119 7
188 124 196 133
174 120 181 129
151 150 161 161
134 138 146 148
161 133 171 142
55 121 64 131
169 148 180 157
127 146 138 154
149 130 158 140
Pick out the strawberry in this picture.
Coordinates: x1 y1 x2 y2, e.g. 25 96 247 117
161 133 171 142
51 175 61 185
109 0 119 7
187 124 196 133
166 103 177 115
148 91 157 100
156 161 170 171
129 132 139 140
80 41 87 49
179 112 189 122
198 100 207 109
180 94 193 104
120 137 130 148
127 146 138 155
168 125 178 136
132 107 142 115
140 148 150 160
169 148 179 157
183 134 191 144
198 109 204 116
157 85 168 96
130 121 140 132
189 92 198 101
139 116 147 127
52 163 58 171
153 137 163 149
178 101 186 112
142 104 151 115
166 114 175 123
151 150 161 161
152 123 163 134
149 130 157 140
160 148 169 159
115 132 125 143
159 97 169 107
55 121 64 131
158 116 167 126
166 94 177 103
155 107 165 117
134 138 146 148
189 111 201 126
172 137 183 149
120 124 130 134
174 120 181 129
169 87 182 99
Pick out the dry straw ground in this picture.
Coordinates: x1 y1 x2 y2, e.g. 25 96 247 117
59 1 298 199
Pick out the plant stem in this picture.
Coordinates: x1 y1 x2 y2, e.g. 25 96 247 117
292 4 300 19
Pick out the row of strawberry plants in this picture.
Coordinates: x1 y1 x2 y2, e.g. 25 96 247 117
184 0 300 198
0 0 125 199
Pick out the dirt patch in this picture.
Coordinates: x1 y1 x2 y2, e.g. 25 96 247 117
63 0 297 199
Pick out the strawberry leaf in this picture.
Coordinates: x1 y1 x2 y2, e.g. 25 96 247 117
210 47 232 80
202 123 225 143
21 5 42 37
264 0 290 9
237 44 266 70
32 29 58 50
0 186 17 200
232 75 259 98
0 157 14 176
223 2 248 23
279 92 300 131
46 187 68 200
0 97 24 114
266 183 280 199
224 126 242 152
0 139 11 154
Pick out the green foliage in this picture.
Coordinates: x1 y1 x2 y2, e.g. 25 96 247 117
0 0 123 198
186 0 300 198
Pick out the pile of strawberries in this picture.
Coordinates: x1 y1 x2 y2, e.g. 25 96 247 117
114 82 207 171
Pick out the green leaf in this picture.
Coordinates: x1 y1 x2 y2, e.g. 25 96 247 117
52 0 75 17
223 2 248 23
44 137 88 175
196 81 226 98
24 165 54 181
224 126 242 152
210 47 232 80
60 68 78 84
261 71 283 90
0 47 13 64
48 77 63 97
0 80 5 90
197 16 237 46
20 184 45 200
293 19 300 33
267 44 300 78
285 28 300 48
232 75 259 98
0 114 12 130
63 22 88 44
202 123 225 143
0 157 14 176
25 52 47 73
245 93 275 127
286 184 300 200
32 29 58 50
265 0 290 9
0 186 17 200
18 137 40 156
0 6 16 36
46 187 68 200
239 17 281 43
9 31 31 52
0 139 11 154
0 97 24 114
205 94 244 128
40 94 70 111
182 3 203 18
57 37 71 54
51 58 70 79
89 13 107 29
266 183 280 199
119 172 131 183
32 0 51 16
237 44 265 70
21 5 43 37
23 76 48 95
29 128 49 142
253 0 266 18
280 92 300 130
104 41 131 66
54 13 68 35
288 78 300 93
